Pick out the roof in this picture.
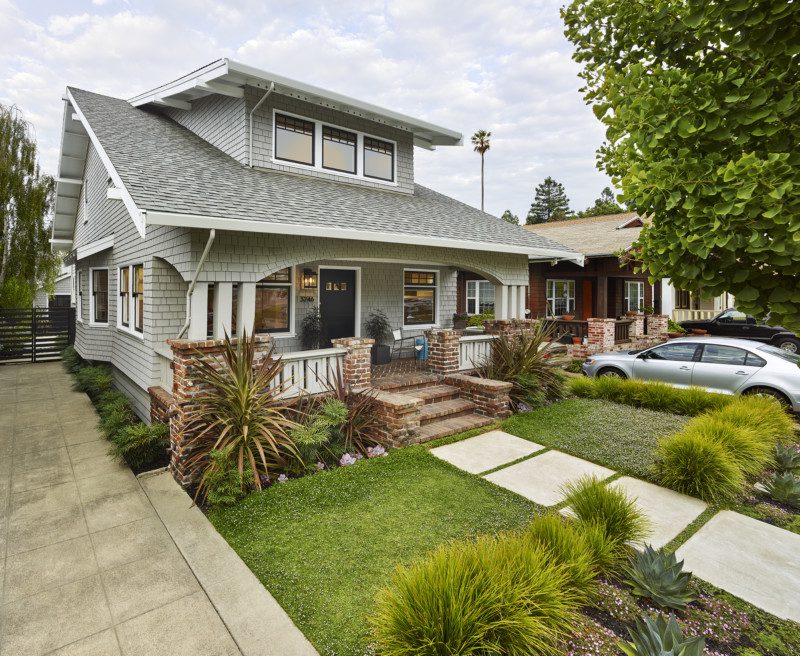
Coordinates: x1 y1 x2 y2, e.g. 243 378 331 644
522 212 645 257
127 58 462 150
59 87 580 261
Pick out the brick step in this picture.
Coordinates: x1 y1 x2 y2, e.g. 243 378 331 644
416 413 496 443
372 373 440 392
405 384 461 404
419 398 475 425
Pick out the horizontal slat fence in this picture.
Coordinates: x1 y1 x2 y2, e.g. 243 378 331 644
0 307 75 363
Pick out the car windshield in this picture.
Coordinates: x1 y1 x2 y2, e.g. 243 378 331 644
758 344 800 364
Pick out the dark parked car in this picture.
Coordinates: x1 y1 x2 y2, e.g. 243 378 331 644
680 309 800 353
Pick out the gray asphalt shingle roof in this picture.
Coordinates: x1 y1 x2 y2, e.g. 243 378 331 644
69 87 575 256
523 212 645 257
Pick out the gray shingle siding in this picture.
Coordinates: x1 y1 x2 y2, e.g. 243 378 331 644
162 94 247 163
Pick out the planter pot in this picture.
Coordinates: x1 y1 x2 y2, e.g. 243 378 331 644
691 329 708 336
561 315 575 321
371 344 391 365
453 320 467 330
571 336 582 345
667 332 685 338
625 311 639 318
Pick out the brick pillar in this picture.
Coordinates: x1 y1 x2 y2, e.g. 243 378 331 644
483 318 540 338
425 329 460 375
331 337 374 390
630 314 645 338
147 386 174 424
587 318 616 353
166 334 274 487
646 314 669 338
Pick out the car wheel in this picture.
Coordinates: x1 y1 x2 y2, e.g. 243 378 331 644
774 337 800 354
597 367 627 379
743 386 791 408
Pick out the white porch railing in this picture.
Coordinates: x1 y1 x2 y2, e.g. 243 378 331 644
156 351 173 392
459 334 496 371
672 309 718 322
275 347 347 398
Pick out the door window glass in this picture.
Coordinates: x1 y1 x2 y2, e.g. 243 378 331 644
647 343 698 361
700 344 748 365
745 352 767 367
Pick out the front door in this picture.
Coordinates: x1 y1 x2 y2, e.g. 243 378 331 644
320 269 356 346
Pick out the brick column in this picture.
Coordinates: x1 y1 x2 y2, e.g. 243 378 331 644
147 386 174 424
371 390 422 447
646 314 669 338
425 329 460 375
331 337 374 389
587 318 616 353
630 314 645 338
166 334 274 487
444 373 513 419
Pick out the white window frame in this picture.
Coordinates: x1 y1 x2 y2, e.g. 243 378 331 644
546 279 576 317
76 270 83 323
465 279 495 315
89 267 109 326
402 268 439 329
624 280 645 313
271 108 398 186
117 263 144 339
254 265 296 338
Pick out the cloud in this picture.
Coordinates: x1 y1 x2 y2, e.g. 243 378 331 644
0 0 613 217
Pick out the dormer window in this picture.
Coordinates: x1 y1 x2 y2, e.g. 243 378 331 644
364 137 394 182
322 126 357 174
275 114 314 166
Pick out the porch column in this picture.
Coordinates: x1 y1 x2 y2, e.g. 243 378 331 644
236 282 256 337
596 276 608 318
187 282 208 341
517 286 527 319
212 282 233 339
494 285 508 320
508 285 518 320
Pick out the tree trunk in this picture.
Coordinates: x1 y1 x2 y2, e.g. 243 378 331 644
480 153 485 212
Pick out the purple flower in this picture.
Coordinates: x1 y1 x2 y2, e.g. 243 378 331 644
339 453 357 466
277 473 288 483
367 445 387 458
316 461 326 470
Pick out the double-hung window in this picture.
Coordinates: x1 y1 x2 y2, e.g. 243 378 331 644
119 267 130 328
404 270 437 326
133 264 144 333
274 114 315 166
255 267 292 334
546 280 575 316
90 269 108 324
624 280 645 313
466 280 495 315
118 264 143 335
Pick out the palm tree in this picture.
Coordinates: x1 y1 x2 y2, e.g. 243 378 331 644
471 130 491 212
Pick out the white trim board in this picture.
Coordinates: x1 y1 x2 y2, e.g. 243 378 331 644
76 235 114 260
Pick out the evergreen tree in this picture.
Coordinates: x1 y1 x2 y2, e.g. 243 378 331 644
526 177 572 224
500 209 519 225
578 187 625 217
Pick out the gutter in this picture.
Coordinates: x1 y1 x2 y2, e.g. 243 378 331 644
248 82 274 167
177 229 216 339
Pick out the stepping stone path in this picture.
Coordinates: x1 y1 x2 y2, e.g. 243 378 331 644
430 430 544 474
484 450 615 506
609 477 707 549
677 511 800 622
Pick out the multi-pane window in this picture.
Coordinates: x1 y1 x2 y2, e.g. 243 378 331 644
275 114 315 165
363 137 394 181
624 280 645 313
546 280 575 316
133 264 144 333
675 289 690 309
255 267 292 334
466 280 495 315
119 267 130 327
91 269 108 324
322 126 357 174
404 270 436 326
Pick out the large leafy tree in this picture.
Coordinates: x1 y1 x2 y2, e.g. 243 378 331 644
500 209 519 224
0 104 57 307
471 129 491 212
578 187 625 217
526 176 572 224
563 0 800 329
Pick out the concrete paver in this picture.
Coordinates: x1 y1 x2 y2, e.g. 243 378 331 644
483 449 615 506
677 510 800 622
430 430 544 474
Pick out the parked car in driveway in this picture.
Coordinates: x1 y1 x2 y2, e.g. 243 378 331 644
679 309 800 353
581 337 800 412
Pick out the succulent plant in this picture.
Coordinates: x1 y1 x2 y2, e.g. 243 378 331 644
625 545 695 611
763 472 800 509
773 443 800 474
618 613 705 656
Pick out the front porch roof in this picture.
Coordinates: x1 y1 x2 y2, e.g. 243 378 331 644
56 87 581 263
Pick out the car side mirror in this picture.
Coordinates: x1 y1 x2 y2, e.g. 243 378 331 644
637 352 649 360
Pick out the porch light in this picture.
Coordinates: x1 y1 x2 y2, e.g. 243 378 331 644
302 268 318 289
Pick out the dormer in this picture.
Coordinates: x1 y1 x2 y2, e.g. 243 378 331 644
128 59 462 194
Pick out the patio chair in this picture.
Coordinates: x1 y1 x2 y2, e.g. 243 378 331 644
390 329 424 360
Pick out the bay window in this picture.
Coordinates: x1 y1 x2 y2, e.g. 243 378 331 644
404 270 436 326
466 280 495 315
624 280 645 313
546 280 575 316
90 269 108 324
255 267 292 334
118 264 143 335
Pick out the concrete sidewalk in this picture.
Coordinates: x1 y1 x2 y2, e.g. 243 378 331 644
0 363 312 655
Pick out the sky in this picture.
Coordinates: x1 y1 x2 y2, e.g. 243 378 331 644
0 0 614 220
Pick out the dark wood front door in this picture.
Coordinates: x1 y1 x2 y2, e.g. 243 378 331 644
320 269 356 346
581 279 593 320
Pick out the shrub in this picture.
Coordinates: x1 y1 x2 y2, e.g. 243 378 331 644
685 414 772 478
763 472 800 509
370 535 578 656
467 311 494 328
655 431 744 502
321 367 387 454
718 395 794 446
98 395 136 440
61 345 84 374
109 422 169 469
567 375 596 398
618 613 704 656
578 519 627 576
562 476 650 549
203 448 255 507
74 364 113 398
773 443 800 474
290 398 349 467
624 545 695 611
670 386 731 416
477 322 565 410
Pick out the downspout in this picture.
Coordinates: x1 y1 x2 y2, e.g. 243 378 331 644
248 82 275 167
177 229 216 339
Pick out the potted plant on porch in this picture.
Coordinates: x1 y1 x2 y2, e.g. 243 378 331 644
300 305 325 349
452 312 469 330
364 310 392 365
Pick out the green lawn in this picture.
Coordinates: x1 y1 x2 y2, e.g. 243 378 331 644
209 446 540 656
501 398 689 479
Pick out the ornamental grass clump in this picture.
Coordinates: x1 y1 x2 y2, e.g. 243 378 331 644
686 414 772 479
716 395 795 446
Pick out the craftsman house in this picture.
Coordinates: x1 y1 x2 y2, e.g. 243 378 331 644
51 58 578 445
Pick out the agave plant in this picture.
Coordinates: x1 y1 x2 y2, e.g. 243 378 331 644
773 443 800 475
625 545 695 611
185 332 301 501
618 613 704 656
763 471 800 509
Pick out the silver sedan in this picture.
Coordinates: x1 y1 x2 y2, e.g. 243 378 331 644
581 337 800 412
